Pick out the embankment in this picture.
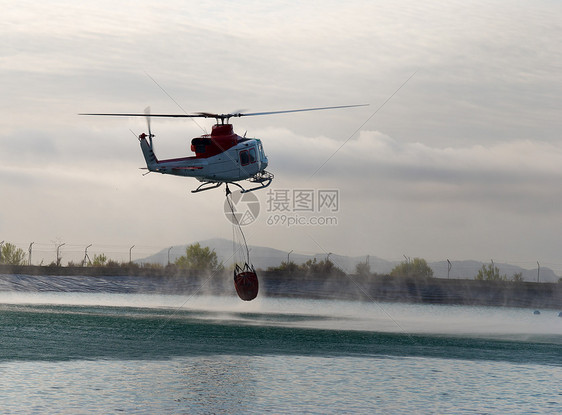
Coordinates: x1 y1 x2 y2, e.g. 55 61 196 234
0 265 560 309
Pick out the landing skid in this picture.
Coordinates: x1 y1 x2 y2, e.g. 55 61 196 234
190 171 274 194
241 170 274 193
191 181 222 193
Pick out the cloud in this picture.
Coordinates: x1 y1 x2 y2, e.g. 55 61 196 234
261 127 562 216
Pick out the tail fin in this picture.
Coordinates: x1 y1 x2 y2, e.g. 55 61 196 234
139 135 158 169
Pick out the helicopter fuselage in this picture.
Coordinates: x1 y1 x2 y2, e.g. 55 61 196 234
140 123 269 184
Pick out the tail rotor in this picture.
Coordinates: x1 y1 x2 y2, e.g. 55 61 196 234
144 106 154 148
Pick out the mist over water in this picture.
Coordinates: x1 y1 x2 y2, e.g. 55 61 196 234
0 291 559 340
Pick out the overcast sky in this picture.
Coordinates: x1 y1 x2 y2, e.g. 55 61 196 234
2 0 562 272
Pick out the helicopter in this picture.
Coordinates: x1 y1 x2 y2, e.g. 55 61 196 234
81 104 368 193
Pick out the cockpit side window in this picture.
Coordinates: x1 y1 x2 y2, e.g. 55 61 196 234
240 150 250 166
249 148 257 163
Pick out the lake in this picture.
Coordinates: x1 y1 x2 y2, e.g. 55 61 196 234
0 284 561 413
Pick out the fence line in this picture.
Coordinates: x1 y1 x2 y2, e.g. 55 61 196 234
3 241 562 278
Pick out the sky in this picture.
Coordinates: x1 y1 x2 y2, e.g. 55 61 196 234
2 0 562 273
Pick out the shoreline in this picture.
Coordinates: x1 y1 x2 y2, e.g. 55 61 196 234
0 265 560 309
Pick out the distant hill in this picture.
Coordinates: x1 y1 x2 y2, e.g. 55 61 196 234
138 238 396 274
137 238 560 283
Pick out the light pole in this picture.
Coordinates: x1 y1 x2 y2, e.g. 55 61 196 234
287 249 293 264
56 243 65 266
537 261 540 283
83 244 92 266
129 245 135 264
168 246 173 266
447 259 452 279
29 242 34 266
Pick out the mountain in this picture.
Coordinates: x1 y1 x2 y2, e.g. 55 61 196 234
138 238 396 274
137 238 560 283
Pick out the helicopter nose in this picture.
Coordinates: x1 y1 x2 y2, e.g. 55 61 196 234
258 153 268 170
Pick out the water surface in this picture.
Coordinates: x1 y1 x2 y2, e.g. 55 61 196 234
1 291 560 414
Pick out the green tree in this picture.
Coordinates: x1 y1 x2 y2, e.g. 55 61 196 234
300 258 345 276
511 272 524 282
475 263 507 281
355 261 371 277
0 243 27 265
175 243 223 272
268 261 299 273
91 253 108 267
390 258 433 278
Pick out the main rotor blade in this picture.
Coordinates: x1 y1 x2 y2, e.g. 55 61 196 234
80 104 369 119
79 113 210 118
237 104 369 117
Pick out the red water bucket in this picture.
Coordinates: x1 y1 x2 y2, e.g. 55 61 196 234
234 264 259 301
